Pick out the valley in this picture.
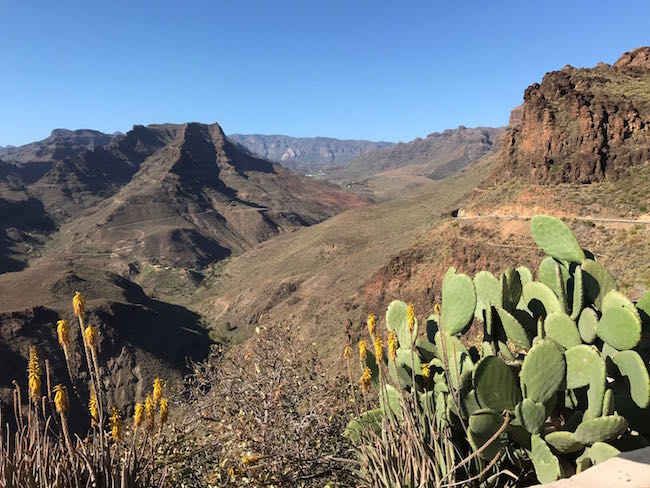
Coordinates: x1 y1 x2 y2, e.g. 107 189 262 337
1 42 649 487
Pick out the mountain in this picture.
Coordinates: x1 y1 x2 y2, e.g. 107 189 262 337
0 128 120 165
228 133 393 171
324 126 503 200
0 120 366 412
44 122 366 267
495 46 650 184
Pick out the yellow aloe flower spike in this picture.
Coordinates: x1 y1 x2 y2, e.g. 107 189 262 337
374 335 383 362
407 303 415 333
134 402 144 428
72 291 86 318
359 367 372 391
343 344 352 359
145 394 155 432
152 377 163 406
53 385 68 415
110 406 122 441
56 320 69 348
27 346 42 402
387 330 398 361
367 314 376 337
89 387 99 426
358 340 367 362
159 398 169 425
84 325 96 348
422 362 430 379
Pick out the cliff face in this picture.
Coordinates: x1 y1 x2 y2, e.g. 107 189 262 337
496 47 650 184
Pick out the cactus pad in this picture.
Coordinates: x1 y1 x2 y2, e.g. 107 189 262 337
603 289 639 318
565 345 604 389
570 265 583 320
530 434 563 484
522 281 564 318
501 268 522 311
596 305 641 350
515 398 546 434
473 356 521 412
603 389 615 416
579 442 620 467
573 415 628 444
521 339 566 403
474 271 501 320
637 291 650 328
544 312 581 349
577 307 598 344
545 431 584 453
612 350 650 408
441 272 476 334
530 215 585 263
582 259 617 309
386 300 417 347
495 306 531 350
469 408 503 436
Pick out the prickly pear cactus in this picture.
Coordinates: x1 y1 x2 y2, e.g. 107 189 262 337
346 214 650 485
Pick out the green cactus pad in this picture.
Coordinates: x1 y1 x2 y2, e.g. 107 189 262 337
515 398 546 434
581 442 620 466
415 338 437 363
468 426 507 461
462 389 481 418
612 350 650 408
582 259 617 309
596 305 641 350
388 359 412 389
573 415 628 444
435 331 473 390
603 389 615 416
517 266 533 286
473 356 521 412
386 300 417 347
637 291 650 328
602 290 640 318
544 312 581 349
565 345 604 389
545 431 584 454
474 271 501 320
469 408 503 436
379 384 403 419
578 307 598 344
586 362 607 420
530 434 563 484
538 257 567 301
441 273 476 334
426 314 439 342
495 306 531 350
570 265 584 321
501 268 523 311
344 408 383 442
396 347 422 374
522 281 564 318
442 266 456 288
530 215 585 263
521 339 566 403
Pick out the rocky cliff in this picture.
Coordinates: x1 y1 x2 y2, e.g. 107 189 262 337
496 47 650 184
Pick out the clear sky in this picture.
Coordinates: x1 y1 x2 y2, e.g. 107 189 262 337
1 1 648 146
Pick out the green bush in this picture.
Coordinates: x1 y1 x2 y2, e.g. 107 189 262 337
346 214 650 486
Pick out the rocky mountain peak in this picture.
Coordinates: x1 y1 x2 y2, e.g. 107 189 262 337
614 46 650 70
495 47 650 184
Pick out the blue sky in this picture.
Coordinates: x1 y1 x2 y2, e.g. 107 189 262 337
1 1 648 146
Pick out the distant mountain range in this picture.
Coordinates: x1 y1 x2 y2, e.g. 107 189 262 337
337 125 504 182
228 133 394 171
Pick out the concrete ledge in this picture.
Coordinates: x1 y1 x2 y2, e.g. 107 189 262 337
532 447 650 487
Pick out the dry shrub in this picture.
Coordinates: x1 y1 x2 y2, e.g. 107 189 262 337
174 325 357 487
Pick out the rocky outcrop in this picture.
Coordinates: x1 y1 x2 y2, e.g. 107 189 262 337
496 47 650 184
